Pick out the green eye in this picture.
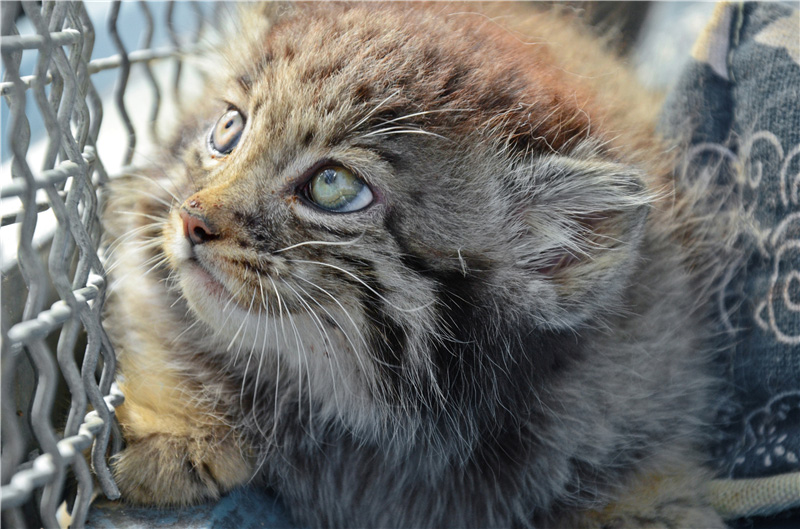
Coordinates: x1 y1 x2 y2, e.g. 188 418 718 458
307 166 373 212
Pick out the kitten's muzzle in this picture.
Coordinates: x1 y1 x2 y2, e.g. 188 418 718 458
180 207 218 245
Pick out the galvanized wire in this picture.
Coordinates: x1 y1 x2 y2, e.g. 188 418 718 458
1 1 212 527
165 1 184 112
137 0 161 143
107 1 134 167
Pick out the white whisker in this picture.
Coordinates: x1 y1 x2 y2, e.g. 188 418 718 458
229 287 257 354
124 172 183 204
360 127 449 142
289 273 370 354
372 108 472 127
217 282 249 332
114 210 168 224
347 89 401 132
273 233 364 254
280 279 314 432
282 280 346 415
172 318 201 344
287 259 434 313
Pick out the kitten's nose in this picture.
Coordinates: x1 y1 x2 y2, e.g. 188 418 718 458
180 208 217 245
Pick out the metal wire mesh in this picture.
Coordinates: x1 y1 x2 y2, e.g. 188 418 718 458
1 2 214 527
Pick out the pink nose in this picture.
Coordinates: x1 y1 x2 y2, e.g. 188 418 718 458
180 209 217 245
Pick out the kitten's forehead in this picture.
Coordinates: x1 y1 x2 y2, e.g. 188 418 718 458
224 3 595 159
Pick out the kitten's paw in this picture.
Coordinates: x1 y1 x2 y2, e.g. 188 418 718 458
111 432 252 507
564 463 726 529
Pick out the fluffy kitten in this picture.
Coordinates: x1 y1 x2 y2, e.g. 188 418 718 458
103 3 727 528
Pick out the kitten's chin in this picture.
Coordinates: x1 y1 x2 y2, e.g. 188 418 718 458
183 260 227 298
176 261 237 330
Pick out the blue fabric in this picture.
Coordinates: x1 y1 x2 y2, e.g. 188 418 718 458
86 487 300 529
661 0 800 488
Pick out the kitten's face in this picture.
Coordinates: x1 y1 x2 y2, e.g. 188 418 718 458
153 4 650 432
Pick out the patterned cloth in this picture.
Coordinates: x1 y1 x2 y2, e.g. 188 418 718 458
660 0 800 521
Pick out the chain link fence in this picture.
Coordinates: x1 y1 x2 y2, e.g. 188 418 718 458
1 2 218 527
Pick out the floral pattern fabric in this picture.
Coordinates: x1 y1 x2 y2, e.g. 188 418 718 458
661 1 800 520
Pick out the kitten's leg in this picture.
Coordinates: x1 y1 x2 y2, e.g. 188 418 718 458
561 462 725 529
111 369 253 507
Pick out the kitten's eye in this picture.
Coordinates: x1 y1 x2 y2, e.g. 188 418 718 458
307 166 373 213
208 109 245 155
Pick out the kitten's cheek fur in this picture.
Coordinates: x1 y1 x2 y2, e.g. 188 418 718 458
177 268 227 329
163 214 228 329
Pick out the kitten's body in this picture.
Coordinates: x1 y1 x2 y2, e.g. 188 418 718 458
104 3 726 527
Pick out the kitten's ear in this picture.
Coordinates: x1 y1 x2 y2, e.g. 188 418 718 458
516 154 653 329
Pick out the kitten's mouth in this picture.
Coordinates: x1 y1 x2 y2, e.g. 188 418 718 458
184 258 228 298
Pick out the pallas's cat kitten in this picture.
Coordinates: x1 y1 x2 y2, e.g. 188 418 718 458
103 3 726 528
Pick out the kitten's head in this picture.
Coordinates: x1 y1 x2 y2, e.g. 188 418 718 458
147 3 654 442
